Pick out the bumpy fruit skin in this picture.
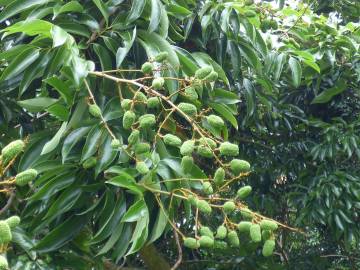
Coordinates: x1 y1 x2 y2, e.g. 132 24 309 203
136 161 149 174
262 239 275 257
240 208 253 220
184 86 198 101
214 168 225 186
202 182 213 195
199 226 214 238
183 237 199 249
89 104 102 118
199 236 214 248
163 134 182 147
197 199 212 214
238 221 252 233
237 185 252 199
197 145 213 158
83 157 97 169
245 0 254 5
244 10 256 17
260 220 278 231
214 240 228 250
178 103 197 117
111 139 121 149
123 110 136 129
199 137 216 149
262 230 272 241
180 140 195 156
223 201 236 214
195 66 213 80
152 77 165 90
187 194 197 206
128 130 140 145
270 20 278 30
15 169 38 186
215 225 227 239
250 224 262 243
0 221 12 244
230 159 251 175
134 143 151 155
261 19 271 33
121 99 132 110
5 216 20 229
139 114 156 128
141 62 153 74
134 92 148 104
181 156 193 174
1 140 24 164
0 255 8 270
227 230 240 247
147 97 160 109
219 142 239 156
192 79 203 94
207 115 224 129
154 51 168 62
204 71 218 82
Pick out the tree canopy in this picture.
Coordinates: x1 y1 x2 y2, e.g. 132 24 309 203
0 0 359 269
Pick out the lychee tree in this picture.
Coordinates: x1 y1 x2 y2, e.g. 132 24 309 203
0 0 359 269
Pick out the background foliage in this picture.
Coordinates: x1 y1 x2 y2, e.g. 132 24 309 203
0 0 359 269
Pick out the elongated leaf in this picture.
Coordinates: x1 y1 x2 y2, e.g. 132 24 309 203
92 0 109 25
41 122 68 155
44 76 73 104
62 126 91 162
34 215 89 252
126 0 145 24
0 48 40 81
17 97 58 112
148 0 161 32
311 80 347 104
116 28 136 68
106 172 145 195
0 0 50 23
289 57 302 88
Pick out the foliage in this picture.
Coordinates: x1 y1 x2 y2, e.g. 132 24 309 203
0 0 359 269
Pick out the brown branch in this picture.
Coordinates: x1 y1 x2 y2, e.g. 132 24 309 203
171 228 183 270
0 192 15 216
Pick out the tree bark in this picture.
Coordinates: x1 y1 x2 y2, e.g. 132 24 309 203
139 244 171 270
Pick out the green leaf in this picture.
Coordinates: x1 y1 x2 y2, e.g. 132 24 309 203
122 199 147 222
30 173 75 201
126 0 146 24
46 104 69 121
17 97 58 112
12 227 36 260
148 0 161 32
41 122 68 155
34 214 89 252
92 0 109 25
81 125 105 162
116 28 136 68
43 185 82 221
19 52 51 97
0 48 40 81
53 1 83 19
106 172 145 195
311 79 347 104
62 126 91 162
288 57 302 88
210 103 238 130
148 207 168 243
2 19 52 37
44 76 73 105
0 0 51 23
95 136 118 176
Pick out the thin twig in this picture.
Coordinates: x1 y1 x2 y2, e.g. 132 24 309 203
171 229 183 270
0 192 15 216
